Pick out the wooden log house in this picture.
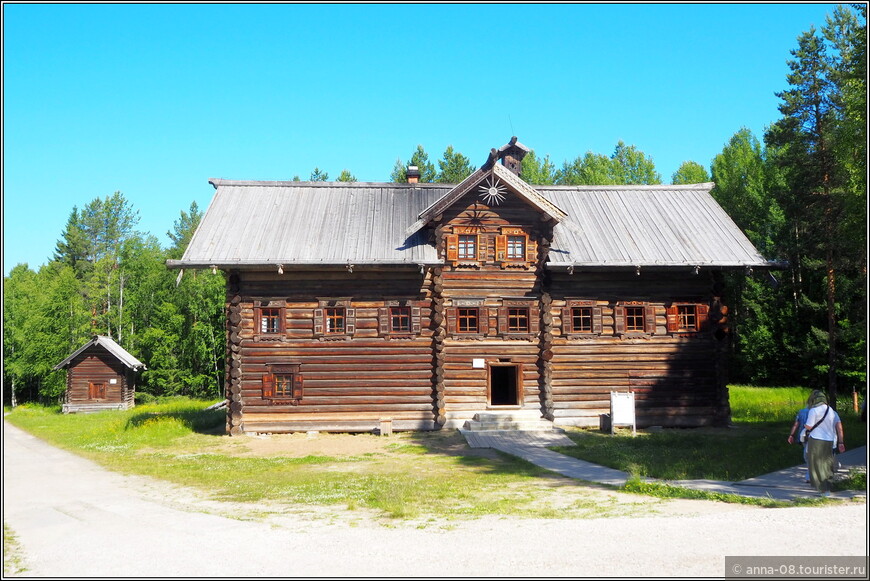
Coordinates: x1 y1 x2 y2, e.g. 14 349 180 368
53 335 146 413
167 138 777 435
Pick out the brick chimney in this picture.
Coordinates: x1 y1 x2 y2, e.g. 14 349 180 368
406 165 421 184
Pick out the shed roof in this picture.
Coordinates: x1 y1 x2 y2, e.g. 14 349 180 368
168 177 776 271
53 336 146 371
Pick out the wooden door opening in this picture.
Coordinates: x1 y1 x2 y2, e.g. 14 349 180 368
88 382 106 400
488 364 522 407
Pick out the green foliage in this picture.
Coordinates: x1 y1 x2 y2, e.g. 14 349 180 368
555 141 661 185
336 169 357 182
435 145 475 183
309 167 329 181
520 150 557 184
671 160 710 185
4 196 226 404
391 145 437 183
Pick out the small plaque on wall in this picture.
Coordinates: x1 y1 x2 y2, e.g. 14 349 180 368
472 358 486 369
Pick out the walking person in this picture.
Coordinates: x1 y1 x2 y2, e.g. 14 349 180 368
804 390 846 496
787 402 810 482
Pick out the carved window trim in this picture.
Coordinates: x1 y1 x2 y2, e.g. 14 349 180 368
497 299 539 338
446 227 486 266
495 227 537 268
666 303 711 335
562 299 603 337
254 299 286 341
614 301 656 338
378 299 422 338
446 299 488 337
314 298 355 339
262 363 303 405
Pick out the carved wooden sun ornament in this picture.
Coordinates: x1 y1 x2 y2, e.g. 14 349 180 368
478 177 508 206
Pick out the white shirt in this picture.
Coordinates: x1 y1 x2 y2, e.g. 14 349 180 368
805 404 838 442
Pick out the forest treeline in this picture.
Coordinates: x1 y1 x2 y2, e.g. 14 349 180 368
3 5 865 405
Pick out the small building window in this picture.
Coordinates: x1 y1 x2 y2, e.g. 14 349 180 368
667 303 710 334
325 308 345 334
378 301 422 337
458 235 477 260
260 308 281 334
262 364 303 404
572 307 593 333
391 307 411 333
615 302 656 336
507 307 529 333
507 236 525 260
562 300 603 337
255 302 285 339
314 299 355 337
458 308 479 333
625 306 645 332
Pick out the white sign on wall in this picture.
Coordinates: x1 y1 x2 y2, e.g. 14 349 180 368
472 358 486 369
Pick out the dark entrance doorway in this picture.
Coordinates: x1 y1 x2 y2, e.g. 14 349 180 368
488 364 521 406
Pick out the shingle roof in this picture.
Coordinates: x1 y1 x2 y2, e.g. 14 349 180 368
168 177 775 271
53 336 146 371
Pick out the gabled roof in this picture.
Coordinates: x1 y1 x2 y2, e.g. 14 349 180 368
405 163 567 236
53 336 146 371
539 183 773 268
169 180 451 269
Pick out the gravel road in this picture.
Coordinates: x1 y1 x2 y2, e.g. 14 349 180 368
3 420 867 578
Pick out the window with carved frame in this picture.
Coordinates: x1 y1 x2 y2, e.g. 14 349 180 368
666 303 710 334
498 299 539 337
495 227 536 265
562 300 603 336
314 298 355 337
614 301 656 337
446 301 488 336
262 363 303 405
378 300 422 337
255 301 285 338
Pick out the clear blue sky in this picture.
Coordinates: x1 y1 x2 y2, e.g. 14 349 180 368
3 2 842 276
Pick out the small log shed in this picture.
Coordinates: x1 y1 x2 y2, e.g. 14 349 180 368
53 335 146 413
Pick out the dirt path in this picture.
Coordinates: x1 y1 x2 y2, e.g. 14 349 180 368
3 421 866 577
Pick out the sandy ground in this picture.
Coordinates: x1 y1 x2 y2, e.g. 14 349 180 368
3 421 867 578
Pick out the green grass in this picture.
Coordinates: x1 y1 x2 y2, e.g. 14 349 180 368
5 386 865 519
4 524 27 576
5 400 605 520
553 385 867 483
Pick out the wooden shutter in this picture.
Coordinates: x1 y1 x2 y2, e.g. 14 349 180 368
411 307 422 334
561 306 573 333
666 305 679 333
529 306 540 335
446 234 459 262
644 305 656 334
343 307 352 333
313 308 324 335
495 235 507 261
697 304 710 332
498 306 508 335
292 373 304 400
378 307 389 335
478 307 489 335
446 307 457 334
614 305 626 335
262 373 274 399
592 306 603 335
477 235 486 261
525 238 537 263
